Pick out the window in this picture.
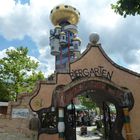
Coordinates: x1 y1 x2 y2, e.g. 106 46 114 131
56 6 59 9
0 106 7 118
74 44 78 50
65 5 68 8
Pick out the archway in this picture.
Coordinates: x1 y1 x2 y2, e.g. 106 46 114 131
52 77 134 140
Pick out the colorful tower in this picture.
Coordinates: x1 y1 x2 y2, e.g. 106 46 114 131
49 4 81 72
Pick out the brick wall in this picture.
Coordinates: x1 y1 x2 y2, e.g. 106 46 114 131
0 93 34 139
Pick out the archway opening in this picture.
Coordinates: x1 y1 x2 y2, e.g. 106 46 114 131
64 90 117 140
51 78 134 140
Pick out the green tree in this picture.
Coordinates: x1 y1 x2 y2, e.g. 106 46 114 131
78 96 97 110
111 0 140 17
0 82 10 102
0 47 45 101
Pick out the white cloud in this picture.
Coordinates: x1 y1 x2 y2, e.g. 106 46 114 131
38 45 55 76
0 0 15 17
29 55 39 63
128 64 140 74
37 61 54 77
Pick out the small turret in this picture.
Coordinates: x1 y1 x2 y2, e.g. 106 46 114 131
72 37 81 51
54 25 61 36
60 32 67 45
50 36 60 55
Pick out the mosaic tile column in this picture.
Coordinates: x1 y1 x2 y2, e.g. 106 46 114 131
58 107 65 140
123 107 133 140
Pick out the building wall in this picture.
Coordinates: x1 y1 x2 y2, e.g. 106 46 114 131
70 44 140 139
30 74 71 110
0 118 31 137
0 93 35 140
30 44 140 139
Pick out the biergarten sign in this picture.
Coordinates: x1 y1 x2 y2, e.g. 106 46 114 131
70 66 113 81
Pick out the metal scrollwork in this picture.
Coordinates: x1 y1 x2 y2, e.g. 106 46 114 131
38 107 58 134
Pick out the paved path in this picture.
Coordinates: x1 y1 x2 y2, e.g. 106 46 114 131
0 133 32 140
76 126 104 140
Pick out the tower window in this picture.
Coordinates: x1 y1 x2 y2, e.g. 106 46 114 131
50 10 53 13
75 44 78 49
56 6 59 9
65 5 68 8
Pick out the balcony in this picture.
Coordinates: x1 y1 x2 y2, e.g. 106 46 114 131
64 24 77 33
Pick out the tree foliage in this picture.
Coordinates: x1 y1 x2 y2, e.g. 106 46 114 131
0 82 10 102
0 47 45 101
78 96 97 110
111 0 140 17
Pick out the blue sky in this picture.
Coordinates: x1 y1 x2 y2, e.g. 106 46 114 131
0 0 140 77
0 35 39 56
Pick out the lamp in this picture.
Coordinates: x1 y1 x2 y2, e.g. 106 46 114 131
51 106 55 112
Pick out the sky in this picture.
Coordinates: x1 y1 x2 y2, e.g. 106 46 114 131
0 0 140 77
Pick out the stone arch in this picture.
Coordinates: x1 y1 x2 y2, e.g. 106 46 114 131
52 77 134 140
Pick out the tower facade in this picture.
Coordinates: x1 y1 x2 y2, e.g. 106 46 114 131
49 4 81 72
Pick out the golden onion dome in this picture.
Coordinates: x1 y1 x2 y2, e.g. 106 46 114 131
50 4 80 26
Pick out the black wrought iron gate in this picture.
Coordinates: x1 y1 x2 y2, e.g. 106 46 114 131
65 101 76 140
102 102 113 140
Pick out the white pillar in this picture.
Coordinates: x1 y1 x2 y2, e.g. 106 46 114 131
58 107 65 140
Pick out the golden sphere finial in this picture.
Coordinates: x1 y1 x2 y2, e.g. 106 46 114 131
50 4 80 26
